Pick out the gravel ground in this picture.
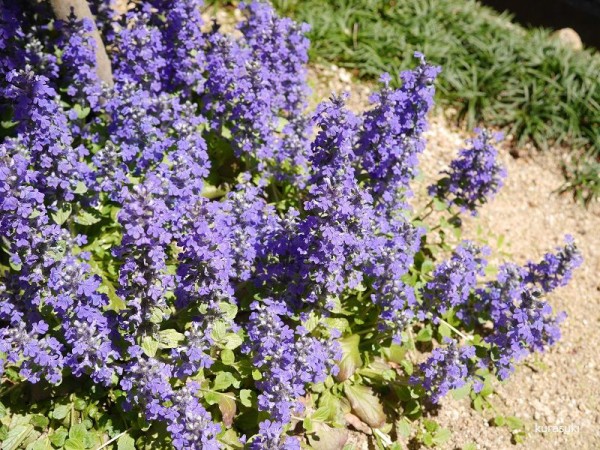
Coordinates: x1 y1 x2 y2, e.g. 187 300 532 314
309 64 600 450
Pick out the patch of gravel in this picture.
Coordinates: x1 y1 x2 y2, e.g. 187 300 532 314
309 66 600 450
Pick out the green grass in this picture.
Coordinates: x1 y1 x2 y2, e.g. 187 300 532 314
270 0 600 202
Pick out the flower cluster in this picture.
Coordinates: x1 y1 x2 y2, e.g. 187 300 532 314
429 128 506 215
473 237 581 380
358 54 440 208
249 420 301 450
420 241 488 322
419 237 582 391
477 264 565 380
57 14 102 109
525 235 583 293
0 0 582 447
245 300 339 424
410 339 476 403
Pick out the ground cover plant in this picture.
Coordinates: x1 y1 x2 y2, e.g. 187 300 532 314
0 1 583 449
268 0 600 203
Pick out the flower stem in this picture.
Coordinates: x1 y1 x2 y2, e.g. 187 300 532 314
96 428 132 450
437 317 473 342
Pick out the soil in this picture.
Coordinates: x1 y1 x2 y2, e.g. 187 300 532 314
309 64 600 450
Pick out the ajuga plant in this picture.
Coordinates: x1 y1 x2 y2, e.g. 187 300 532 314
0 1 583 449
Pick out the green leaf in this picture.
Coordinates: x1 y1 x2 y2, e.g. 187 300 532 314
493 416 506 427
10 414 33 428
201 184 227 199
505 416 524 431
213 372 238 391
397 418 411 438
29 415 49 429
73 399 87 411
49 428 68 447
433 197 447 211
218 302 238 320
203 391 221 406
97 280 126 311
219 429 243 449
323 317 350 333
312 406 331 422
433 428 451 445
303 313 320 332
422 433 434 447
73 181 87 195
224 334 243 350
211 321 228 342
141 336 159 357
358 360 396 381
72 104 91 120
416 326 433 342
400 360 413 376
344 384 385 428
513 430 526 444
239 390 253 408
302 417 314 433
63 439 84 450
318 390 341 421
438 321 452 338
1 120 17 129
2 425 34 450
383 344 406 365
69 423 87 441
51 203 72 225
473 395 485 412
403 400 421 419
83 431 102 449
220 348 235 365
8 258 22 271
335 335 362 382
158 329 185 349
52 405 70 420
30 437 52 450
421 259 435 274
117 433 136 450
24 430 43 449
423 419 438 433
479 375 494 397
149 307 165 324
74 209 101 226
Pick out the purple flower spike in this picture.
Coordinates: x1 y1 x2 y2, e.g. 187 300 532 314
429 128 506 215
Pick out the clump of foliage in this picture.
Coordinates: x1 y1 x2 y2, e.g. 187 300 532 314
0 1 582 449
269 0 600 202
